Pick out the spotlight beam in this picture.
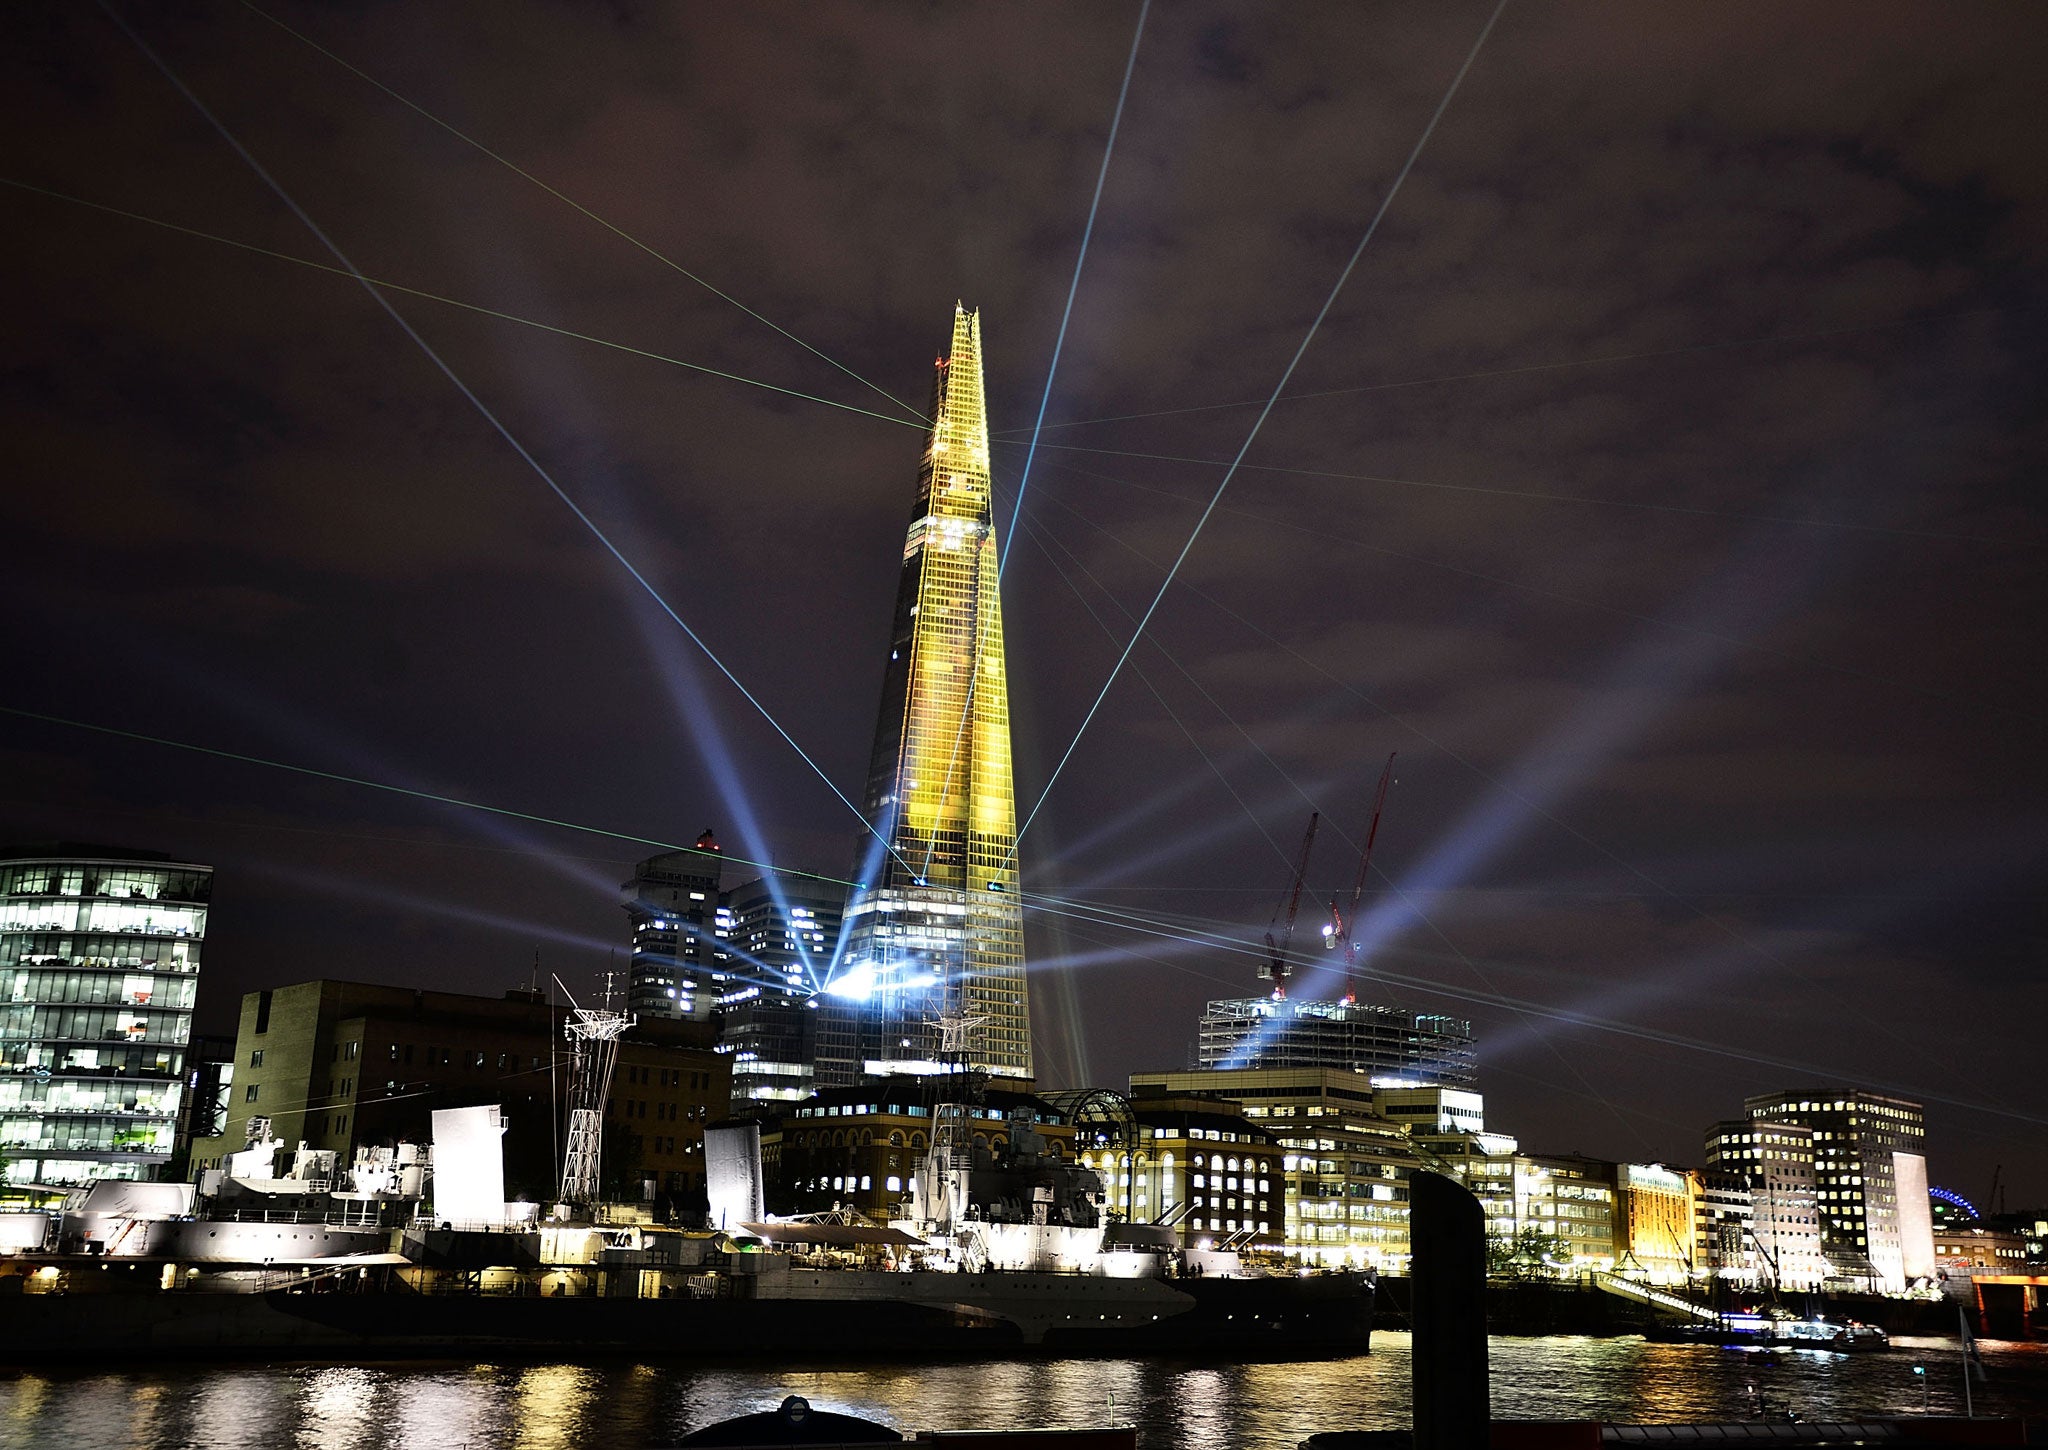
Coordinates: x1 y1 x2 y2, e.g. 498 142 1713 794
1005 0 1510 865
1034 455 2022 718
999 0 1150 581
97 6 916 886
240 0 929 426
1015 510 1294 871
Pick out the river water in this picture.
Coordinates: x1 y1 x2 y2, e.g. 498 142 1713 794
2 1335 2043 1448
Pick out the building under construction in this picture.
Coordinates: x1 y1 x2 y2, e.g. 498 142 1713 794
1196 996 1477 1086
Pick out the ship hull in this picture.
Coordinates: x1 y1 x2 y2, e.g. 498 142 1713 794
0 1269 1372 1363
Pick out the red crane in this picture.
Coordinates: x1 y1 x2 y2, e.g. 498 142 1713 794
1263 811 1319 1000
1328 752 1396 1007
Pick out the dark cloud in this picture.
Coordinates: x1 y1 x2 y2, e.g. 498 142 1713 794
4 1 2044 1200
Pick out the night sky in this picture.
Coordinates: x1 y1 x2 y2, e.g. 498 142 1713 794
6 4 2043 1202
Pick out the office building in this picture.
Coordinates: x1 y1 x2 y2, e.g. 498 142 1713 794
1610 1162 1698 1283
1195 997 1477 1086
715 873 843 1107
1744 1088 1935 1291
819 306 1029 1088
1128 1067 1429 1270
190 980 729 1210
1702 1117 1828 1290
0 846 209 1186
621 832 727 1022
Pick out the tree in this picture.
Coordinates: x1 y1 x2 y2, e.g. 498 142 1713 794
1488 1225 1571 1279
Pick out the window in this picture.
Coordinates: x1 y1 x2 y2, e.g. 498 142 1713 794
244 1084 259 1102
249 1049 264 1068
343 1041 359 1061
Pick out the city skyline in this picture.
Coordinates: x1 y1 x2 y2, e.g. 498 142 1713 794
3 4 2042 1202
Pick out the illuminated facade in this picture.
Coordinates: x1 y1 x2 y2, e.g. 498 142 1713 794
714 874 842 1107
0 847 208 1185
1744 1088 1935 1291
1701 1117 1827 1290
820 305 1029 1086
1127 1068 1433 1271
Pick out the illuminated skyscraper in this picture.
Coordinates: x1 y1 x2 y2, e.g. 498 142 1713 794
622 830 726 1022
818 305 1030 1086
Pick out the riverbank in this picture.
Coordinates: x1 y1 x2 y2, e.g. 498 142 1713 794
1369 1276 1968 1338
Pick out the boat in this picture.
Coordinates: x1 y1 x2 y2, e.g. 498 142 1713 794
0 1096 1373 1362
1643 1309 1890 1351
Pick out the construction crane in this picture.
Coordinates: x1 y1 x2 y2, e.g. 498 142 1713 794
1327 752 1396 1007
1262 811 1319 999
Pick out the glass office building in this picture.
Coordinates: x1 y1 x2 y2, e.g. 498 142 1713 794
0 847 209 1185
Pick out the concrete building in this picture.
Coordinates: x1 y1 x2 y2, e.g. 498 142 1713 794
190 980 729 1211
714 873 842 1108
0 846 209 1186
621 834 727 1023
1744 1089 1935 1291
1610 1162 1698 1283
1194 997 1476 1086
1702 1117 1828 1290
820 307 1030 1088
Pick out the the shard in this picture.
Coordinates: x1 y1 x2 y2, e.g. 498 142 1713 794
817 305 1031 1086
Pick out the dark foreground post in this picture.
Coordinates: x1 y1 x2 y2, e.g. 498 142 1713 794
1411 1170 1488 1450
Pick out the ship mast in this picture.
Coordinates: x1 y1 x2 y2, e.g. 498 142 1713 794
914 905 985 1238
556 971 633 1209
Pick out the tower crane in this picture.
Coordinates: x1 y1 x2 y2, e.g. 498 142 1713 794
1326 752 1396 1007
1262 812 1319 999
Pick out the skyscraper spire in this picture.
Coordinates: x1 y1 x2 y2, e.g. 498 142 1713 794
819 305 1031 1086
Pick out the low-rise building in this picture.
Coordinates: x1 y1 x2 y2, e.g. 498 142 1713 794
190 980 729 1211
1128 1067 1426 1270
768 1082 1077 1221
1611 1162 1697 1283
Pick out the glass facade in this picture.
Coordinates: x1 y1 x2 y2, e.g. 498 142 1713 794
714 875 843 1107
621 834 726 1022
1197 996 1477 1086
822 306 1029 1086
0 850 208 1185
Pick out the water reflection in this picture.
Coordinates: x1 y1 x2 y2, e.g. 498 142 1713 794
0 1336 2042 1449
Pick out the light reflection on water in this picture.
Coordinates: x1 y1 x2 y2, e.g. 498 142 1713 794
1 1336 2043 1450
